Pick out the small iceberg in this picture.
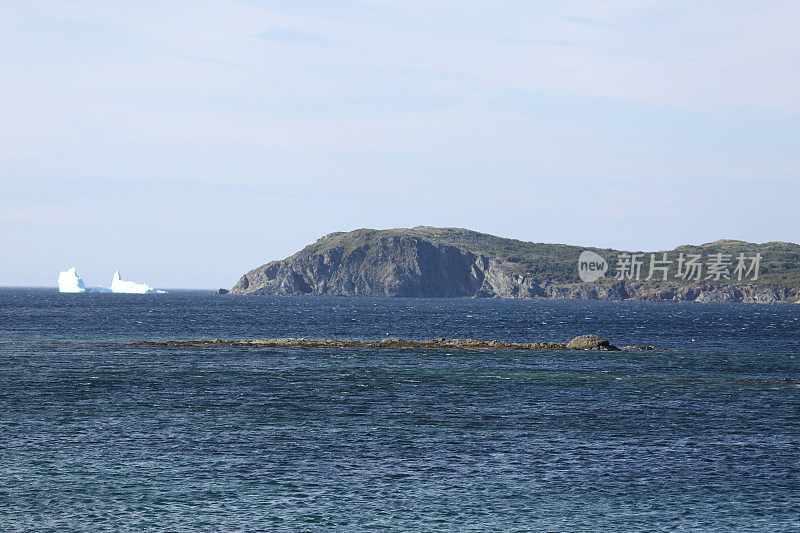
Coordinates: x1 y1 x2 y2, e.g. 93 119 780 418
58 267 87 293
104 270 166 294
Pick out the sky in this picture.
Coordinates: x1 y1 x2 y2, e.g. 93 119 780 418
1 0 799 288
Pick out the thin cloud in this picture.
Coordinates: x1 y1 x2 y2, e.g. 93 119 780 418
0 205 75 225
489 37 576 47
254 27 328 47
561 15 616 27
176 54 248 69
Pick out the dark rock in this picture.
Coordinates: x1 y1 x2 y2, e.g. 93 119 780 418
620 345 665 351
215 288 229 295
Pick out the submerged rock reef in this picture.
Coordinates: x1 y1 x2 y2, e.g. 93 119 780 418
134 335 663 352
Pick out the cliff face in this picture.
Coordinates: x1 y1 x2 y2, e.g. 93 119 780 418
232 234 532 298
230 227 800 303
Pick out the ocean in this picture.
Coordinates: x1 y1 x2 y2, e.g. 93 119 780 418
1 288 799 531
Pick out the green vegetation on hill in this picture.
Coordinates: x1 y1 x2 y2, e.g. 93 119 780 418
232 226 800 302
303 227 800 287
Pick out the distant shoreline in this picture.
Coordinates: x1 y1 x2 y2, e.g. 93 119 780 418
1 286 798 304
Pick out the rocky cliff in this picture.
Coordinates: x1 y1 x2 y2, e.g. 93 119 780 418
230 227 800 303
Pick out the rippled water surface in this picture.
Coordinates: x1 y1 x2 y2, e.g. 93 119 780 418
1 289 799 531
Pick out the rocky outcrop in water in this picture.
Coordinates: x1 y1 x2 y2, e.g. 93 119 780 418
134 335 643 351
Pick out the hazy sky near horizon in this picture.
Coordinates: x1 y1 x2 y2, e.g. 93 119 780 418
2 0 800 288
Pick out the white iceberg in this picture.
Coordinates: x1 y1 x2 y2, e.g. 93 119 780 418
58 267 87 293
58 268 166 294
106 270 166 294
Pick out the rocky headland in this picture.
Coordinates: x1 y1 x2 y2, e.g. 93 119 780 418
229 227 800 303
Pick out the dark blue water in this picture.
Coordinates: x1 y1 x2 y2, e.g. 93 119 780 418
1 289 799 531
